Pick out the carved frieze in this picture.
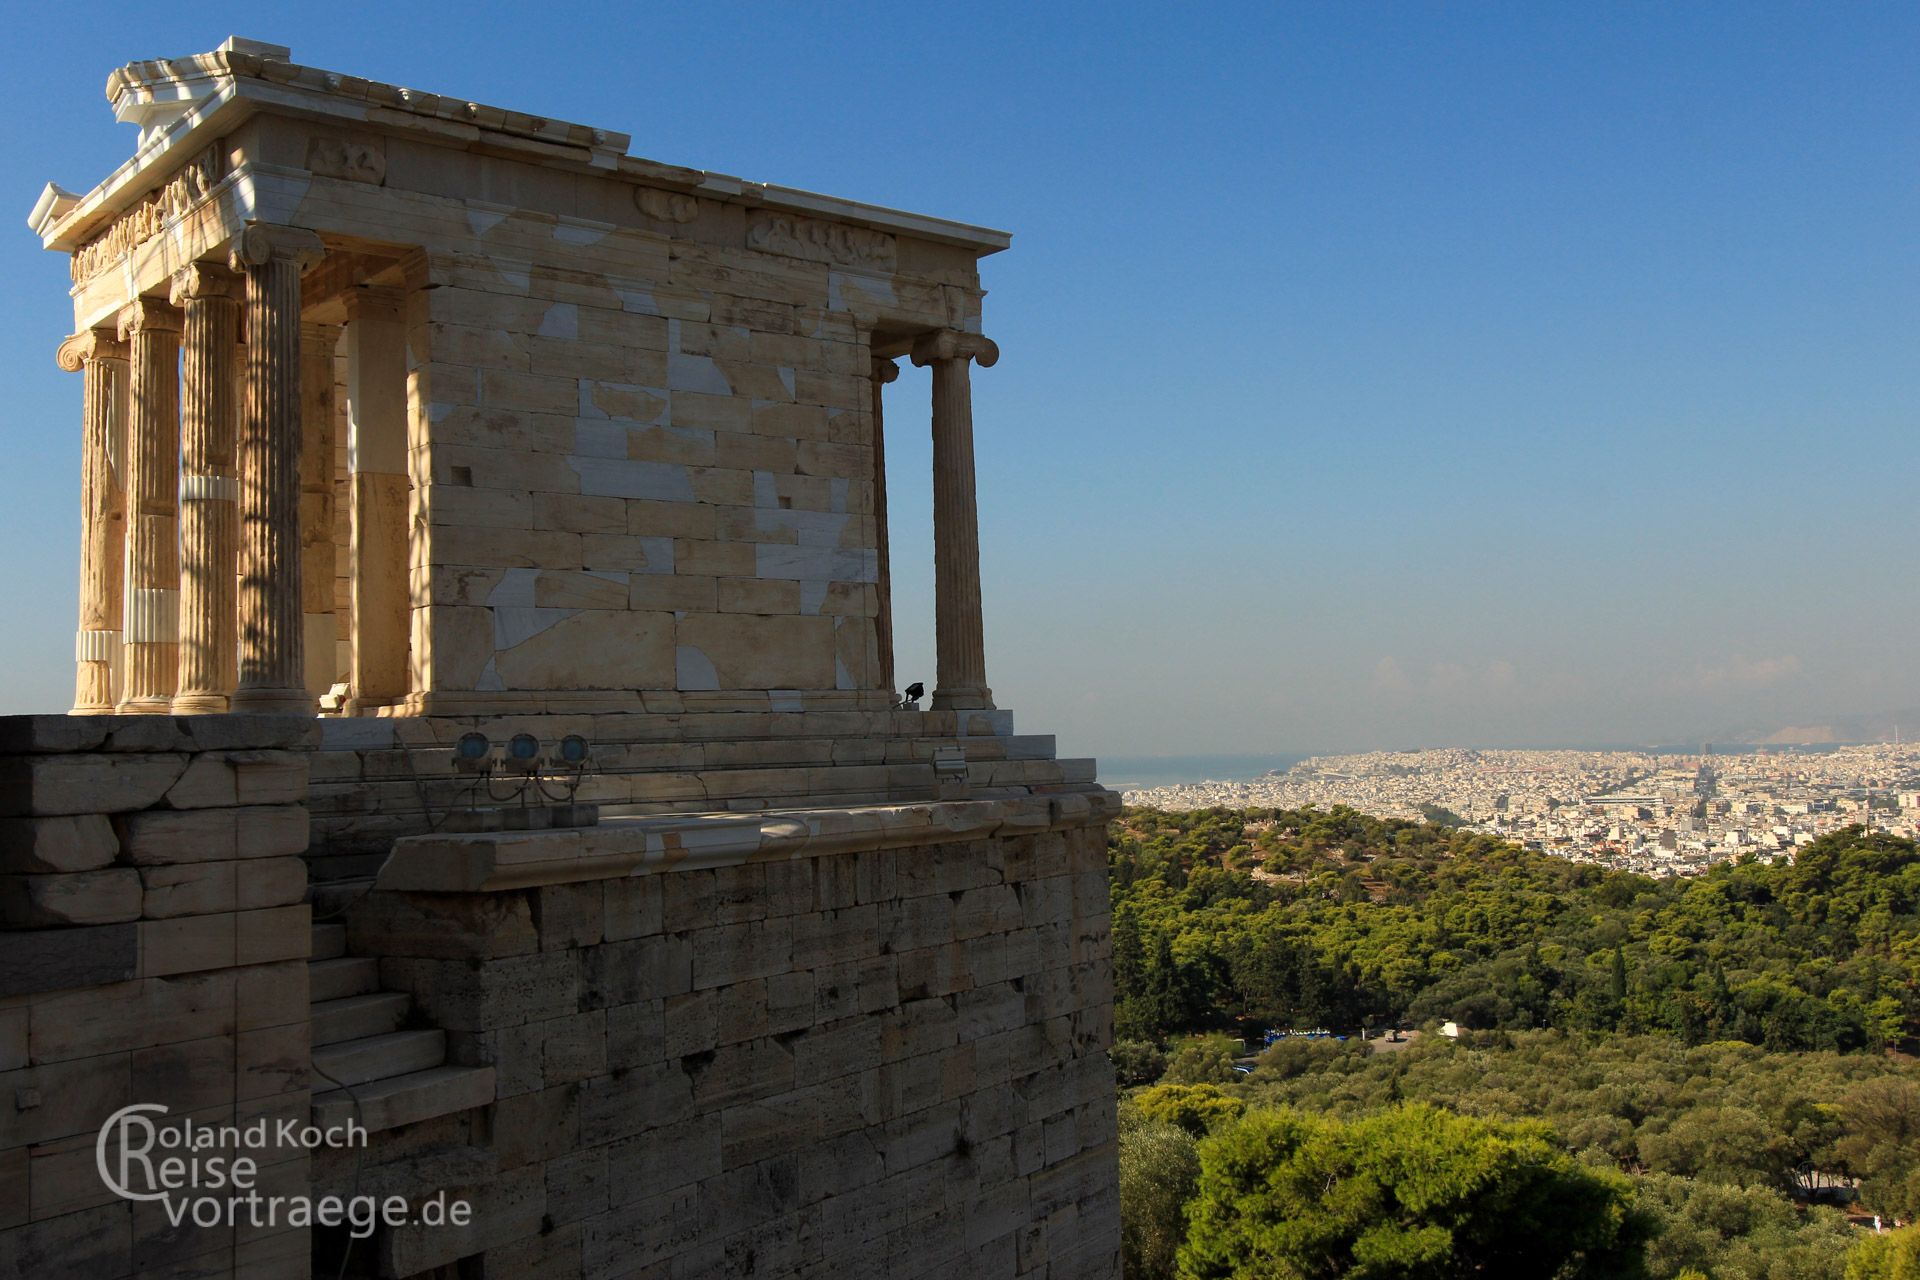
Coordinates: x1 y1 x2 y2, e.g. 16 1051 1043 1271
306 135 386 186
634 188 698 224
71 147 223 283
747 214 896 270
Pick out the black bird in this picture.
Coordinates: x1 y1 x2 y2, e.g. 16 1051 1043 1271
900 682 925 708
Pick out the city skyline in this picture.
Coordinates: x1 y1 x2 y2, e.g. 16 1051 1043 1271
1122 742 1920 877
2 2 1914 758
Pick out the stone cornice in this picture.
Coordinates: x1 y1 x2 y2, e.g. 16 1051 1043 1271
375 792 1120 893
35 43 1011 259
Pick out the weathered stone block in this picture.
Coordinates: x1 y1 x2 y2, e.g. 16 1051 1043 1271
0 816 118 874
235 857 307 911
691 918 793 990
813 954 898 1022
544 1148 609 1227
792 904 878 969
0 753 187 817
0 1202 131 1278
350 890 538 959
138 913 236 977
540 1009 608 1084
602 877 662 942
0 870 141 927
532 883 605 950
579 1060 695 1146
791 1015 881 1087
227 751 310 805
582 935 692 1007
161 756 238 809
114 805 308 864
0 925 137 999
686 1037 794 1109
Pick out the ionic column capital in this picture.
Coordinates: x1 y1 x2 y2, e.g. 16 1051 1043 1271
871 356 900 385
227 223 326 273
910 329 998 370
169 260 244 306
117 296 182 341
56 326 127 372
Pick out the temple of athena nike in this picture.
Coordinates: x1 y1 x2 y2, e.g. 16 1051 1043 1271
4 37 1120 1279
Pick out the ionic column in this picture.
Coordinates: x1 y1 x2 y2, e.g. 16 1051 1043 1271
300 321 342 701
170 264 244 713
116 298 183 714
909 329 999 711
870 356 900 695
344 288 410 713
228 224 325 714
57 328 129 714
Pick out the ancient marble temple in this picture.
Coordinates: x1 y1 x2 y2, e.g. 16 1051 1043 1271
6 37 1120 1280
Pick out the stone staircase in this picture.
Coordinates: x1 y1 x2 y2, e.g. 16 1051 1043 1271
308 897 495 1133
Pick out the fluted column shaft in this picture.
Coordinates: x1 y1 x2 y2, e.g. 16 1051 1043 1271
59 329 129 713
910 329 999 711
229 224 325 714
116 299 183 713
870 357 900 696
171 264 244 713
301 322 342 701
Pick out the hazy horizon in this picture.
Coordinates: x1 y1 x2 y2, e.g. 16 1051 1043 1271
2 3 1913 762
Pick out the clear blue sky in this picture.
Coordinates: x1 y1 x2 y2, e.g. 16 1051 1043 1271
3 2 1915 758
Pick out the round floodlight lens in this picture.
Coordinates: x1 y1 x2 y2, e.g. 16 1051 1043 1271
456 732 490 760
559 734 589 764
509 733 540 761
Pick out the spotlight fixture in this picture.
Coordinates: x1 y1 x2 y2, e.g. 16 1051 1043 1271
506 733 542 771
557 734 591 766
898 681 925 710
453 731 492 773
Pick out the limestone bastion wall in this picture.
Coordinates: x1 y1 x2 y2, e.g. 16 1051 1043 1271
0 713 1122 1279
0 714 316 1278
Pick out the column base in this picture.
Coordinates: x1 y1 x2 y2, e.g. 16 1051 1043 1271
931 686 995 712
230 688 314 715
171 693 231 714
115 696 176 716
74 638 119 715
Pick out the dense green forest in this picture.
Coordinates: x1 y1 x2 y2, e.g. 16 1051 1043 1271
1109 808 1920 1278
1111 807 1920 1050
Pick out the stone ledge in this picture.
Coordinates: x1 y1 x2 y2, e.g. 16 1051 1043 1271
316 706 1020 751
375 790 1122 893
0 714 318 755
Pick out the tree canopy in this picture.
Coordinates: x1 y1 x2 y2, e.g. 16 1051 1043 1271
1111 807 1920 1053
1177 1103 1642 1279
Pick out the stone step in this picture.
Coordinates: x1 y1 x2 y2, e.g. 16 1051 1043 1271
311 991 411 1047
312 1028 446 1090
308 956 379 1003
311 1064 497 1135
310 921 346 962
